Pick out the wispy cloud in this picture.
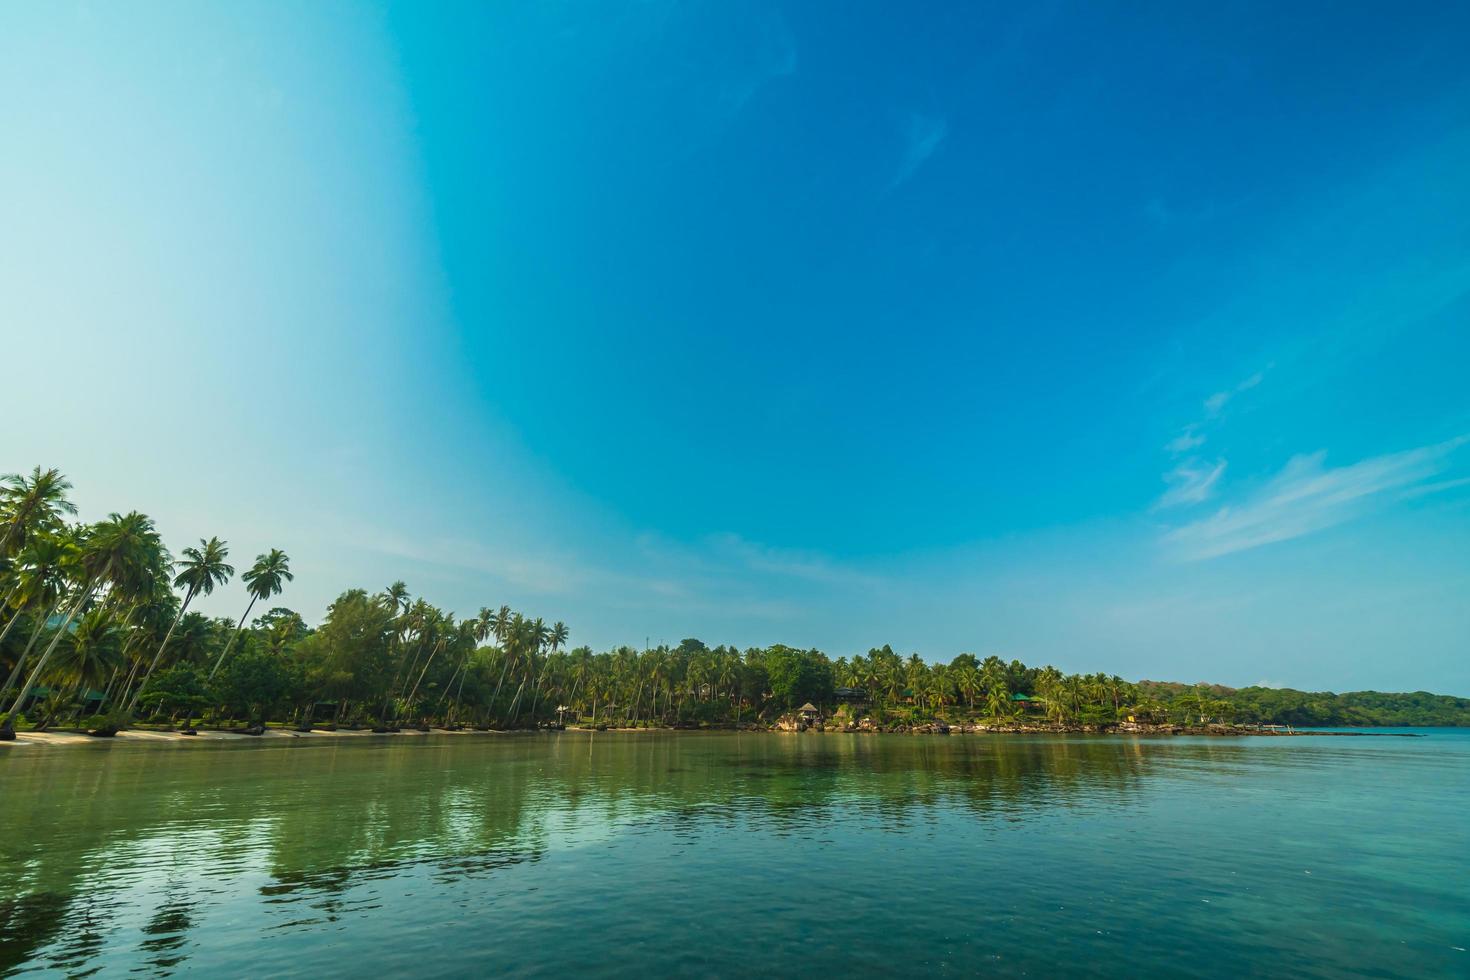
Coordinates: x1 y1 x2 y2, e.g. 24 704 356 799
1166 436 1469 560
1165 429 1206 453
1203 370 1263 418
890 112 947 188
1401 475 1470 500
704 532 887 590
1159 459 1227 508
1157 369 1266 508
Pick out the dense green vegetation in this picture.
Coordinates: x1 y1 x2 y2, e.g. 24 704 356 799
1139 681 1470 728
3 467 1466 734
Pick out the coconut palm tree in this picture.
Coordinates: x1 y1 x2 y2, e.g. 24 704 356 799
381 580 410 615
986 682 1012 721
7 512 162 724
405 613 454 713
0 531 81 693
128 536 232 711
209 548 292 679
0 467 77 558
53 608 124 710
529 620 569 720
448 608 495 716
488 611 521 720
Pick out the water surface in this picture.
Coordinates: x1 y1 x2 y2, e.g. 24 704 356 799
3 731 1467 977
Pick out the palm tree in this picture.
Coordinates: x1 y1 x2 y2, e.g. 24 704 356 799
0 467 77 557
128 536 232 711
447 613 494 722
0 531 81 693
986 682 1012 721
405 613 454 714
381 580 410 615
54 608 124 710
7 512 162 724
488 610 520 720
209 548 291 679
529 621 569 720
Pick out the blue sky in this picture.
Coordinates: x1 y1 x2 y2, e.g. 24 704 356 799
3 1 1468 693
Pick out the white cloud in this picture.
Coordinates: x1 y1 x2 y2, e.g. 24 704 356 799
1202 370 1264 418
705 532 886 590
1166 436 1468 560
1165 429 1206 453
1158 459 1227 508
1401 475 1470 500
1158 369 1269 507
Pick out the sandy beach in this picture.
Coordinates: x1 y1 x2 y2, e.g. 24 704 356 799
0 726 500 748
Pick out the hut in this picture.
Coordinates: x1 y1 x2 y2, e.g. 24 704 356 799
1010 693 1042 711
797 702 820 722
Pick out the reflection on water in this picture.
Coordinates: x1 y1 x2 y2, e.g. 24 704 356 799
2 732 1468 977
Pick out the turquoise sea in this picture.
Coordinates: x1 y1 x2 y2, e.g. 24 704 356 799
2 730 1467 977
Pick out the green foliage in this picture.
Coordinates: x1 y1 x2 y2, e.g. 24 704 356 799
1228 686 1468 727
213 648 298 723
764 645 833 710
4 464 1466 734
137 665 210 718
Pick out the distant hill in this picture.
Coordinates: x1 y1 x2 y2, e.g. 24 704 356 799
1139 681 1470 727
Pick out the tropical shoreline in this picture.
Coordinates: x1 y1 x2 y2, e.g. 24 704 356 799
5 468 1468 745
1 722 1431 748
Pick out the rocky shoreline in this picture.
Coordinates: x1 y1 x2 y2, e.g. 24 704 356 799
765 717 1424 737
2 720 1426 748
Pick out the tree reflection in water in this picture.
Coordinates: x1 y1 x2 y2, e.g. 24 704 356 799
0 733 1299 975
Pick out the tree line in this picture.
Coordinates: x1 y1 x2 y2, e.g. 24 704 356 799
4 466 1464 734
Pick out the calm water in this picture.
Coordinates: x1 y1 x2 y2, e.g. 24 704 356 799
2 731 1467 978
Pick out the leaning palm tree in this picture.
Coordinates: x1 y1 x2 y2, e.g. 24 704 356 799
0 467 77 558
127 536 232 711
529 621 569 720
7 512 162 724
0 531 80 688
209 548 291 679
488 611 522 720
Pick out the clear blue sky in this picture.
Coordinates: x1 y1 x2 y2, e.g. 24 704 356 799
4 1 1468 693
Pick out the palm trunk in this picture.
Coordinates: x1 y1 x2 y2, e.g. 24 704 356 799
0 595 65 702
127 587 196 712
490 653 512 721
567 674 584 718
114 621 155 710
209 593 259 680
398 640 427 701
448 651 474 721
506 678 527 724
0 595 27 648
404 639 445 714
529 657 553 722
385 630 408 702
7 572 102 721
